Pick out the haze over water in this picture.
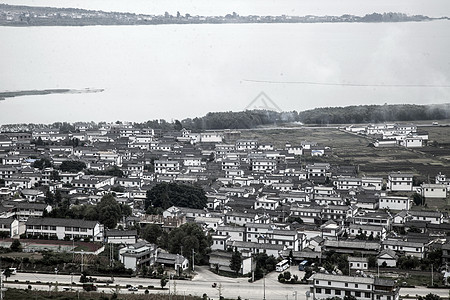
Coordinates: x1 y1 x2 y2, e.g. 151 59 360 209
0 0 449 125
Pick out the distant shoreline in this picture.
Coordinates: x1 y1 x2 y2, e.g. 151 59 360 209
0 89 104 101
0 4 447 27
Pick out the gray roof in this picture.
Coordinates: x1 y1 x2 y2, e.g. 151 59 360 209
324 240 381 251
382 239 424 247
409 210 442 217
377 248 398 259
105 229 137 237
311 273 373 284
0 218 15 225
26 217 99 228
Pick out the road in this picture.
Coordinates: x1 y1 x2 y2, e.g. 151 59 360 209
3 267 449 300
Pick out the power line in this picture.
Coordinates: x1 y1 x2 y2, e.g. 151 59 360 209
242 79 450 88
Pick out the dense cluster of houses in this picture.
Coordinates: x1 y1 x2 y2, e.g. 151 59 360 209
0 122 449 299
345 123 429 148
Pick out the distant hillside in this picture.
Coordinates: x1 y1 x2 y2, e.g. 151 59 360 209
297 103 450 125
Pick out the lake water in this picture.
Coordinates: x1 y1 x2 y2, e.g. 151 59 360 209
1 21 449 124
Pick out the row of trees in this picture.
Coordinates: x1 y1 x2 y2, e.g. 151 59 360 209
47 193 131 229
135 103 450 129
140 222 211 266
297 103 450 124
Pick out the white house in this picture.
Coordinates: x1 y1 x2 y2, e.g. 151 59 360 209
105 229 137 245
0 218 20 238
361 177 384 190
379 196 410 211
420 183 447 199
408 210 444 225
209 250 253 275
119 240 158 271
382 239 425 259
348 256 368 272
387 172 413 192
377 249 398 267
154 160 180 174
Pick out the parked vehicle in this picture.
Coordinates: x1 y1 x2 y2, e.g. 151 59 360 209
276 259 289 272
299 260 309 271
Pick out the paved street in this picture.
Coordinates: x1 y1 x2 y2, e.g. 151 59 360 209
3 266 450 300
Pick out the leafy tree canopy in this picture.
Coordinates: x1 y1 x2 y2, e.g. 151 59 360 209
167 223 211 265
59 160 86 172
145 182 207 211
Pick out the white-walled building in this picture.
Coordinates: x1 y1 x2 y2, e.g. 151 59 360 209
420 183 447 199
387 172 413 192
25 217 103 241
310 273 399 300
379 196 410 211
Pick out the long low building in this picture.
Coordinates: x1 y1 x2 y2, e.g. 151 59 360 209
310 273 399 300
323 240 381 255
25 217 103 242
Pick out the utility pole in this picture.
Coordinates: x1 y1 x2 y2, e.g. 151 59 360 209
81 250 84 273
0 258 3 300
263 271 266 300
431 265 434 286
192 249 195 272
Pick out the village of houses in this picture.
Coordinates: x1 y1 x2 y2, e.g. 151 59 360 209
0 121 449 300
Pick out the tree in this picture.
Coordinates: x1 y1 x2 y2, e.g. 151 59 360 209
229 248 242 275
3 268 12 281
59 160 86 172
10 239 22 252
167 223 210 265
174 120 183 131
50 170 60 181
97 194 122 229
413 193 424 206
160 275 168 288
418 294 441 300
141 224 162 244
32 158 52 170
145 183 207 211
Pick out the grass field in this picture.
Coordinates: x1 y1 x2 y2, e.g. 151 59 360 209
240 124 450 209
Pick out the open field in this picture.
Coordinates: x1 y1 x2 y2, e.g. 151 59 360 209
240 125 450 209
241 125 450 177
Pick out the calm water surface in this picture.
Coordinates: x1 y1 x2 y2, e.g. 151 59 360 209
0 21 449 124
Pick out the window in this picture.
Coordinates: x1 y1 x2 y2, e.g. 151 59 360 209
345 283 348 287
376 295 381 300
365 293 371 298
316 288 322 293
328 281 331 285
355 284 359 288
316 280 319 284
345 291 351 297
335 290 341 296
325 289 331 295
367 285 370 289
355 292 361 297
